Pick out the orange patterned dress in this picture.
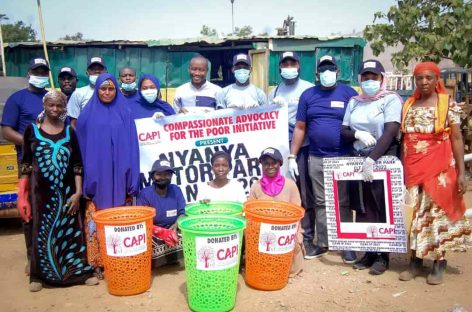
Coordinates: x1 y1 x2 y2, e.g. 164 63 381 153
403 104 472 260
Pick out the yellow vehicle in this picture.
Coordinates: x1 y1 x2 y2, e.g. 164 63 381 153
0 143 18 218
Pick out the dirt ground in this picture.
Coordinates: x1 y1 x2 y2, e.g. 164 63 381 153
1 201 472 312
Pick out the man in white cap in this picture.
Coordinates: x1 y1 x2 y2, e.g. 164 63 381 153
290 55 358 262
216 53 267 109
67 56 107 127
269 51 315 254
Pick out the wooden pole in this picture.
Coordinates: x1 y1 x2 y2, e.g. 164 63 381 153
0 24 6 77
36 0 54 88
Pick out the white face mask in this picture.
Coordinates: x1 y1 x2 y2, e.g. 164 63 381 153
280 67 299 80
141 89 158 103
89 75 98 86
234 69 250 84
29 75 49 88
319 70 337 87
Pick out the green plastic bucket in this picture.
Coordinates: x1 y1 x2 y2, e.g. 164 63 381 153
185 201 243 216
178 215 247 312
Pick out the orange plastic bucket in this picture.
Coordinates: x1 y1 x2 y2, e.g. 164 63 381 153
243 200 304 290
93 206 156 296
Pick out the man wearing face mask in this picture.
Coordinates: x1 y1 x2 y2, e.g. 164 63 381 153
119 67 139 100
137 159 185 267
216 53 267 109
67 56 107 127
57 67 78 100
1 57 50 275
268 52 315 251
290 55 358 261
174 55 222 114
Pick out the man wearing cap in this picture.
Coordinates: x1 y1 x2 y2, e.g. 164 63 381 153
119 67 139 100
58 67 78 100
290 55 358 261
216 53 267 109
137 159 185 267
174 55 222 114
269 52 315 245
1 57 51 274
67 56 107 127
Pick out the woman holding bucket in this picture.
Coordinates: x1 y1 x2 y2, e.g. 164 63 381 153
197 151 247 203
249 147 304 276
18 90 98 291
399 62 471 285
137 159 185 267
76 73 140 278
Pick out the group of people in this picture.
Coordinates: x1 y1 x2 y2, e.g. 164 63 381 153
1 50 471 293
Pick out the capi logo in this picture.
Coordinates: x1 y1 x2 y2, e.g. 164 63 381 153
138 131 161 142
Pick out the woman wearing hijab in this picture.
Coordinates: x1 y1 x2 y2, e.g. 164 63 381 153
197 151 247 203
76 73 140 278
341 59 403 275
18 90 97 291
131 74 175 120
398 62 471 285
249 147 303 276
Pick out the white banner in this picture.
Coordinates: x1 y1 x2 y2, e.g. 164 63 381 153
258 222 298 254
104 222 147 257
135 106 289 203
324 156 407 253
195 233 240 270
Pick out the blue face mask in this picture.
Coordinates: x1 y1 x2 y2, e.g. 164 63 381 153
319 70 337 87
234 69 250 84
361 80 381 96
121 81 137 92
280 67 299 80
89 75 98 86
141 89 158 103
29 75 49 89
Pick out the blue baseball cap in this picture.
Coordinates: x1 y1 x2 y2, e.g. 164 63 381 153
29 57 50 70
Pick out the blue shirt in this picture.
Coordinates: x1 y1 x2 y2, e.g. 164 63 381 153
137 184 186 228
296 84 358 157
1 88 47 159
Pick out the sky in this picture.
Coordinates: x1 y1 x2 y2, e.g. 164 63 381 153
0 0 397 41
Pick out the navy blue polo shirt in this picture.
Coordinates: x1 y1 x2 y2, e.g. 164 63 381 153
136 184 186 228
1 88 47 159
296 84 358 157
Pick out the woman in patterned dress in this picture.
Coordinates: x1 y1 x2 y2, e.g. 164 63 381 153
399 62 472 285
18 90 97 292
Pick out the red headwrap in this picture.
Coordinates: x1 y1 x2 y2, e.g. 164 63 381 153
412 61 447 99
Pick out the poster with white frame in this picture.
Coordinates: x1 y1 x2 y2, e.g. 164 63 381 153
324 156 407 253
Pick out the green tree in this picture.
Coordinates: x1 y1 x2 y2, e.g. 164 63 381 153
233 25 253 37
200 25 217 37
364 0 472 68
0 14 37 42
60 32 84 41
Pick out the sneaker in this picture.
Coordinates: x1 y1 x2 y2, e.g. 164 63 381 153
305 245 328 260
341 250 357 264
353 252 376 270
369 254 389 275
303 241 317 259
84 276 99 286
29 281 43 292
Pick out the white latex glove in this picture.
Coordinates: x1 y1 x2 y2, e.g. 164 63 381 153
354 130 377 147
361 157 375 182
272 96 288 107
152 112 165 121
288 157 299 180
